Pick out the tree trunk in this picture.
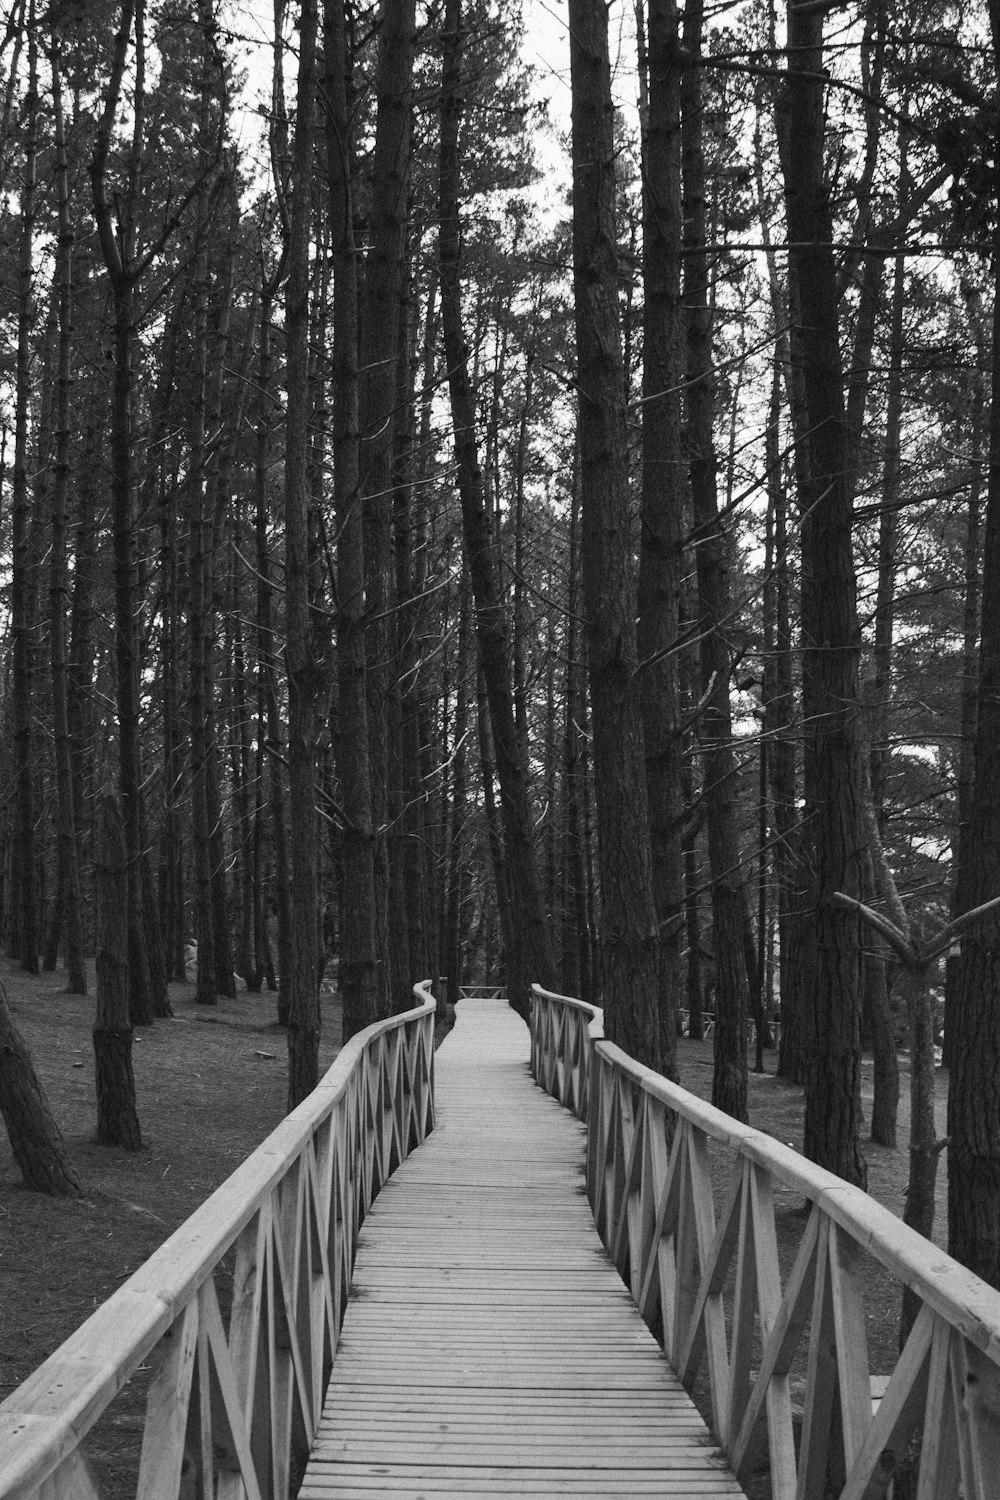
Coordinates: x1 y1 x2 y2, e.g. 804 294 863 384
47 43 86 995
11 15 38 973
188 222 218 1007
0 979 80 1195
778 1 866 1184
394 246 435 993
93 795 142 1150
947 0 1000 1282
445 582 471 1014
560 477 591 1002
862 849 899 1148
944 282 987 1066
284 0 324 1106
156 317 187 985
683 0 748 1119
360 0 416 1017
636 0 684 1079
253 273 293 1024
568 0 660 1066
325 0 380 1041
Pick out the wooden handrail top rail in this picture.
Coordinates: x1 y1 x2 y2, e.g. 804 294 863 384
530 983 1000 1364
0 985 437 1500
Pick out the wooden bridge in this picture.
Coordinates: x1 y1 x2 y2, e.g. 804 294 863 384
2 983 1000 1499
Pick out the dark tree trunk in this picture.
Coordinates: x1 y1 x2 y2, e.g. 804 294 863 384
444 582 471 1014
560 478 591 1002
188 227 218 1008
394 248 434 993
359 0 416 1017
47 46 87 995
944 284 986 1067
11 18 38 974
253 275 293 1025
568 0 660 1066
862 849 899 1148
778 1 866 1185
284 0 324 1106
68 421 100 943
683 0 748 1119
765 389 807 1084
156 320 187 984
325 0 379 1041
0 979 80 1195
636 0 684 1079
947 0 1000 1283
93 795 142 1150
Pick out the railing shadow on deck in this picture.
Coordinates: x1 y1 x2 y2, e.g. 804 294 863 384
531 983 1000 1500
0 984 437 1500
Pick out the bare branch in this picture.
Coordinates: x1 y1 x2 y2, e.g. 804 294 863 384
829 891 919 968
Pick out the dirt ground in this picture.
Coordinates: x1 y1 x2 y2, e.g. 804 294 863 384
0 971 944 1493
0 963 345 1401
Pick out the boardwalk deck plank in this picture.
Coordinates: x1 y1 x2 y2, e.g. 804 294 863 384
299 997 745 1499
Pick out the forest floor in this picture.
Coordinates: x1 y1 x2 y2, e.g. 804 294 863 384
0 972 946 1493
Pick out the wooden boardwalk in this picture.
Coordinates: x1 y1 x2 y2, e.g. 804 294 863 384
300 997 744 1498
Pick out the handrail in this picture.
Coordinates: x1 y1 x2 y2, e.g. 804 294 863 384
457 984 507 1000
531 983 1000 1500
0 984 437 1500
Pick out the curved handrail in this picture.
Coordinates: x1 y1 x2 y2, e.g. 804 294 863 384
531 982 1000 1499
0 984 437 1500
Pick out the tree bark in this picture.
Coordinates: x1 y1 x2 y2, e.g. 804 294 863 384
11 13 38 973
683 0 748 1118
944 282 987 1066
947 0 1000 1283
93 795 142 1149
636 0 684 1079
0 979 80 1195
47 43 87 994
568 0 660 1066
325 0 380 1040
360 0 416 1017
778 0 866 1185
284 0 324 1106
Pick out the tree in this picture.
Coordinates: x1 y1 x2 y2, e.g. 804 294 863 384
10 8 39 975
325 0 379 1040
283 0 325 1105
0 982 80 1195
358 0 417 1018
47 37 87 995
777 0 866 1185
93 794 142 1149
946 0 1000 1288
682 0 749 1120
567 0 660 1067
636 0 684 1079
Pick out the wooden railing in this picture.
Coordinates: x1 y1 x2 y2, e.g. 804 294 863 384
0 985 437 1500
531 983 1000 1500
